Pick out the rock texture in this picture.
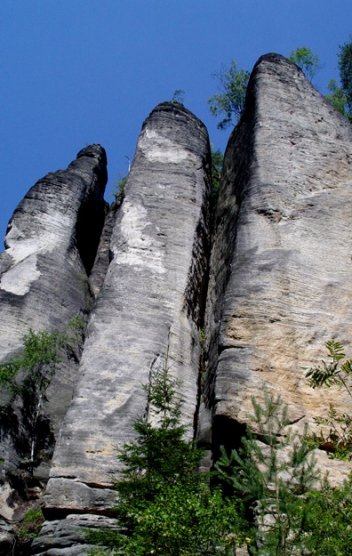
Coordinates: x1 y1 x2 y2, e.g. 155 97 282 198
202 54 352 476
0 146 107 546
39 103 211 550
31 514 119 555
2 55 352 554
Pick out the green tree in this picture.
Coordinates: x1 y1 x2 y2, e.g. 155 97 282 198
87 372 352 555
171 89 185 104
324 39 352 121
210 148 223 193
301 476 352 555
326 79 349 116
215 392 318 555
339 39 352 113
208 60 250 129
0 317 85 468
113 176 127 207
288 47 320 81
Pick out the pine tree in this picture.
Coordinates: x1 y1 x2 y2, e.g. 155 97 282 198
215 392 319 555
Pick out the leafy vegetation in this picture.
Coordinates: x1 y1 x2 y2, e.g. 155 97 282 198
305 340 352 459
210 148 223 193
339 39 352 116
209 147 224 215
87 350 352 555
215 392 319 555
208 60 250 129
0 316 85 467
209 42 352 129
288 47 320 81
171 89 185 104
113 176 127 206
299 477 352 554
87 357 245 554
0 329 60 393
17 506 44 544
326 79 349 116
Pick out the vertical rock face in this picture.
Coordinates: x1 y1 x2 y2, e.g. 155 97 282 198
0 144 107 358
204 54 352 463
0 146 107 527
4 55 352 553
42 103 210 541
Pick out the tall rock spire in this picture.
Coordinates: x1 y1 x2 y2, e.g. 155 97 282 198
0 145 107 545
36 103 211 552
202 54 352 477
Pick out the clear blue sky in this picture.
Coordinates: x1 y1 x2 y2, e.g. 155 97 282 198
1 0 351 242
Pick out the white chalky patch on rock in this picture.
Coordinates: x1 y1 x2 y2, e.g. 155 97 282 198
0 255 41 295
114 201 166 274
139 128 195 163
0 482 16 521
0 212 72 295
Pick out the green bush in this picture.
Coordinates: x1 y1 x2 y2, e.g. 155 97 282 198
299 477 352 555
0 316 86 467
305 340 352 459
215 392 318 555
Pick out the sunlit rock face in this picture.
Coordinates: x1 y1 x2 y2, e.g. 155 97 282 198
0 144 107 360
43 103 211 530
202 54 352 479
2 54 352 553
0 146 107 542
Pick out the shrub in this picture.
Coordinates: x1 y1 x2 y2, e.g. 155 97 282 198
305 340 352 459
214 392 319 555
0 316 86 467
17 506 44 544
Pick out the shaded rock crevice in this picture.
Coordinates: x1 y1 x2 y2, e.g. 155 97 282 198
198 95 256 446
89 202 121 299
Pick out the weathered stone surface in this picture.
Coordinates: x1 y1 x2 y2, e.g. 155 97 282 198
0 518 15 554
0 146 107 528
0 145 107 355
32 514 118 555
89 204 118 298
44 103 211 523
43 478 116 517
203 54 352 478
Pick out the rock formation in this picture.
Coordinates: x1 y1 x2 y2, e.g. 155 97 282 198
0 145 107 549
34 102 211 553
1 54 352 554
201 54 352 480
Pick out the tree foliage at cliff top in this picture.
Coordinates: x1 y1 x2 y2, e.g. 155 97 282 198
339 39 352 116
209 42 352 129
208 60 250 129
288 47 320 81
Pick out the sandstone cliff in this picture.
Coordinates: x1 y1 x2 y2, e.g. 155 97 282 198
201 54 352 480
0 54 352 554
33 102 211 553
0 146 107 550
